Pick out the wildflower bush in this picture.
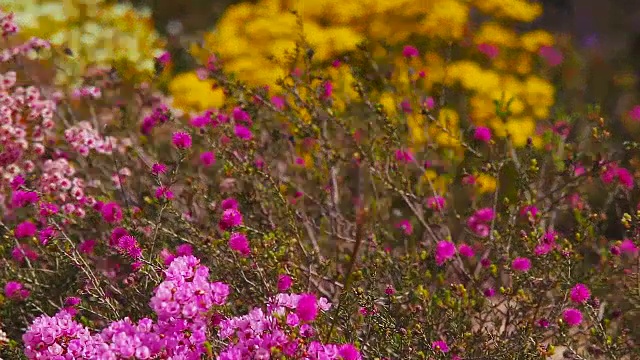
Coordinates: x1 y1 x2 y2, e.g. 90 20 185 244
0 2 640 359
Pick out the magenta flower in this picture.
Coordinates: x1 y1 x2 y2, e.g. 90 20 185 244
171 131 192 149
15 220 37 238
220 197 239 210
271 96 286 110
151 162 167 175
219 208 243 230
234 125 253 140
458 244 475 258
432 340 449 353
423 96 435 110
478 43 499 58
395 219 413 235
520 205 539 220
629 105 640 121
402 45 419 58
620 239 639 256
228 232 250 256
474 126 491 143
321 80 333 99
338 344 361 360
569 283 591 304
563 308 583 327
101 201 123 224
511 257 532 272
395 149 415 163
296 293 318 322
435 240 456 265
5 280 29 300
427 195 446 211
278 274 293 292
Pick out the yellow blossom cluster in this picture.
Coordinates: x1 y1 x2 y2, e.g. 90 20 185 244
180 0 556 151
4 0 164 84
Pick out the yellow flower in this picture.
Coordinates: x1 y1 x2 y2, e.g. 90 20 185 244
169 73 225 112
475 173 497 194
505 117 535 147
474 22 519 48
520 30 555 52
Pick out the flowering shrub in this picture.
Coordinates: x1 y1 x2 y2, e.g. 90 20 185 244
0 3 640 360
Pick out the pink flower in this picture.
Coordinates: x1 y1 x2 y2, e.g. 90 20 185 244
101 202 123 224
426 195 446 211
394 149 414 163
569 283 591 304
199 151 215 166
172 131 192 149
563 308 583 327
156 51 171 65
220 197 239 210
271 96 286 110
296 293 318 322
155 186 174 200
151 162 167 175
520 205 538 220
15 220 37 238
435 240 456 265
234 125 252 140
511 257 532 272
278 274 292 292
5 281 29 300
474 126 491 143
78 239 96 254
616 168 634 189
338 344 361 360
432 340 449 353
229 232 250 256
458 244 475 258
402 45 419 58
219 208 243 230
478 43 499 58
620 239 639 256
320 80 333 99
539 46 563 67
395 219 413 235
628 105 640 121
423 96 435 110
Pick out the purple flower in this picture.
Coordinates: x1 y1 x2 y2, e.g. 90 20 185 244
474 126 491 143
432 340 449 353
200 151 215 166
278 274 293 292
234 125 253 140
101 202 123 224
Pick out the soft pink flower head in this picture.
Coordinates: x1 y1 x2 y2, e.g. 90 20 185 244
423 96 435 110
402 45 419 58
395 219 413 235
511 257 532 272
539 46 563 67
435 240 456 265
563 308 583 327
200 151 216 167
474 126 492 143
101 202 123 224
229 232 250 256
296 293 318 322
569 283 591 304
278 274 293 292
172 131 192 149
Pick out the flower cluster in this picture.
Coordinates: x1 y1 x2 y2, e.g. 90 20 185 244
218 293 360 360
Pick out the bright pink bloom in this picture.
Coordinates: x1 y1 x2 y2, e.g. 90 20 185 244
101 202 123 224
474 126 491 143
200 151 215 166
296 293 318 322
172 131 192 149
478 43 499 58
539 46 563 67
402 45 419 58
395 219 413 235
629 105 640 121
15 220 37 238
511 257 532 272
229 232 250 256
435 240 456 265
427 195 446 210
563 308 583 327
458 244 475 258
570 283 591 304
278 274 292 292
432 340 449 353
